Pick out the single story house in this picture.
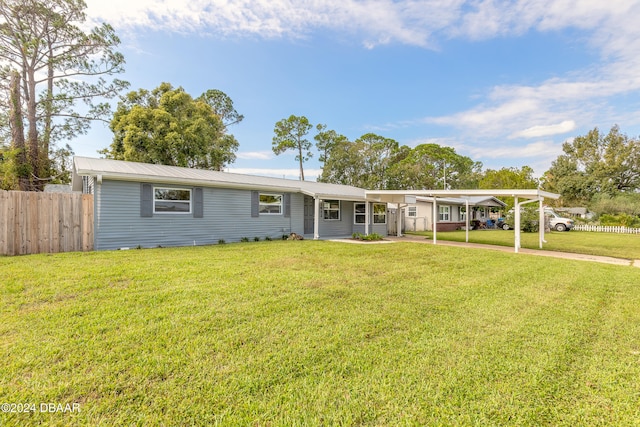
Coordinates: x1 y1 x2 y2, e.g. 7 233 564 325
71 157 389 250
555 207 593 220
402 196 507 232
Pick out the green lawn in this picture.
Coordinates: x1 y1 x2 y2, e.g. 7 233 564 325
407 229 640 260
2 241 640 426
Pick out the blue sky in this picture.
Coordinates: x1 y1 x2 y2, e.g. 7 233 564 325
78 0 640 181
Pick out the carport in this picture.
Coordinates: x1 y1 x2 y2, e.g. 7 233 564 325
366 189 561 253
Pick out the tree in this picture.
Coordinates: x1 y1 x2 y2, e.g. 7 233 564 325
542 125 640 205
100 83 238 170
479 166 538 189
478 166 539 211
318 133 402 189
0 0 128 190
272 115 313 181
314 124 348 167
387 144 482 190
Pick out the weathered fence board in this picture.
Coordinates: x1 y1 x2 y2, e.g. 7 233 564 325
0 190 93 256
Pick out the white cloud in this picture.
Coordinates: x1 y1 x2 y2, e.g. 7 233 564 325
510 120 576 139
236 151 273 160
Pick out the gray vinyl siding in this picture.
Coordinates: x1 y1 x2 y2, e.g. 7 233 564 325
352 204 389 236
317 201 354 237
94 179 304 250
316 201 388 237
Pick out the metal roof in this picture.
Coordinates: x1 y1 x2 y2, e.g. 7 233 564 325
367 188 560 202
416 195 508 207
71 157 368 201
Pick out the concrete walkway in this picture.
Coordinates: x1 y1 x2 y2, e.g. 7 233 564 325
384 234 640 268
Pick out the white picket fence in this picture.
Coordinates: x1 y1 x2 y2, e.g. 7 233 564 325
573 224 640 234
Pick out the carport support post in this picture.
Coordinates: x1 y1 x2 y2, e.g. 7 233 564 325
314 197 320 240
539 197 545 249
465 198 470 243
365 201 370 236
432 197 437 245
514 196 520 253
396 204 403 237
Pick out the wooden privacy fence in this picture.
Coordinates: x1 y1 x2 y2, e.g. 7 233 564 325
0 190 93 256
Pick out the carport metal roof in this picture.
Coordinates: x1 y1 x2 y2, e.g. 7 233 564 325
366 189 561 253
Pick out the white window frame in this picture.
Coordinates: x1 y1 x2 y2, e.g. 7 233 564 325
354 203 366 224
154 187 192 214
439 205 450 221
459 206 466 221
373 203 387 224
407 206 417 217
259 193 283 215
323 200 341 221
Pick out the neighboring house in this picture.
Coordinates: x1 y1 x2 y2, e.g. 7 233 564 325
555 207 593 220
71 157 388 250
403 196 507 232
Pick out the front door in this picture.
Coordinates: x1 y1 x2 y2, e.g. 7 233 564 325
304 196 315 234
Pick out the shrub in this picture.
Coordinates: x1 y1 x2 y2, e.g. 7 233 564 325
240 237 249 242
254 237 260 242
265 236 272 241
362 233 384 241
600 213 640 228
218 239 226 245
504 207 539 232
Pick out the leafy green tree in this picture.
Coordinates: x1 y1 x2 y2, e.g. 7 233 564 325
478 166 538 189
478 166 539 211
272 115 313 180
100 83 238 170
387 144 482 190
314 124 348 167
317 137 361 187
319 133 401 189
0 0 128 190
543 125 640 204
356 133 400 189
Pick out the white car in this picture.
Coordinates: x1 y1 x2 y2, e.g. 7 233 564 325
544 209 574 232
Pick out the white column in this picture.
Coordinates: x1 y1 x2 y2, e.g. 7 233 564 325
432 197 437 245
514 197 520 253
314 197 320 240
397 205 403 237
465 199 470 243
539 197 546 248
365 201 370 236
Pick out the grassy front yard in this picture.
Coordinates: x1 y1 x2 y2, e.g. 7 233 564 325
407 229 640 259
2 241 640 425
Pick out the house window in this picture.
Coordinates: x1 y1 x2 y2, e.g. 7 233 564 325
407 206 417 217
154 187 191 213
259 193 282 214
439 205 450 221
459 206 466 221
373 204 386 224
354 203 366 224
323 200 340 220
